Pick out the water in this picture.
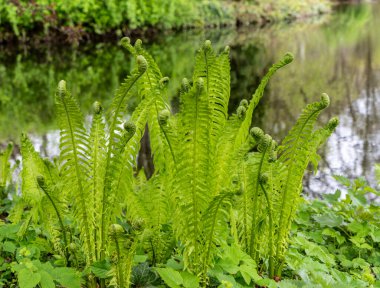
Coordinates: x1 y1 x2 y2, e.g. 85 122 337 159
0 3 379 195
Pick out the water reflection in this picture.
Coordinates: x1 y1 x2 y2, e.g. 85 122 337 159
0 3 379 194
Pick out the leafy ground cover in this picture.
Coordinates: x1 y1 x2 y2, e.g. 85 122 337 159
1 169 379 287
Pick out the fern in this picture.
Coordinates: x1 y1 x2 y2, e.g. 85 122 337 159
100 54 147 261
200 192 234 283
15 40 339 285
274 94 335 274
55 80 94 264
233 52 294 150
89 101 107 262
247 134 276 262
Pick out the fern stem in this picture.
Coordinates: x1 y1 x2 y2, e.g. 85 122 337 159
191 86 200 271
113 234 123 288
259 181 274 278
91 113 103 261
249 146 269 261
241 164 249 250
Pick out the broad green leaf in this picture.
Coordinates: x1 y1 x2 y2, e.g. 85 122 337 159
18 269 41 288
166 258 184 270
359 243 372 250
51 267 81 288
90 260 112 279
218 257 239 274
39 270 55 288
370 229 380 242
323 190 341 204
156 267 183 288
239 263 261 284
181 271 199 288
352 258 370 268
313 212 343 227
0 224 20 240
2 241 17 253
133 254 148 263
347 221 370 236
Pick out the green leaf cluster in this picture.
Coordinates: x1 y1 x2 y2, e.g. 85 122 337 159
287 176 380 287
4 39 338 287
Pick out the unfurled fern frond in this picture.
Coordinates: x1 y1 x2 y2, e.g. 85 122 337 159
115 96 153 213
19 134 51 222
101 54 147 261
247 134 275 262
121 38 173 175
55 80 94 264
211 54 291 199
16 135 68 261
89 102 107 262
233 53 294 150
274 94 337 274
175 78 210 272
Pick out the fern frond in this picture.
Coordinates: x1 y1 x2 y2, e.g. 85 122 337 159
19 134 51 222
89 102 107 261
201 192 234 279
175 78 210 272
122 38 175 175
274 94 334 273
101 55 147 260
106 55 147 153
113 96 153 208
246 134 275 261
55 80 94 264
233 53 294 150
207 45 231 151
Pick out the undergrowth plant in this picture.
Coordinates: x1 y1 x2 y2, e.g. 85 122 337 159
0 143 14 199
12 39 338 287
285 176 380 287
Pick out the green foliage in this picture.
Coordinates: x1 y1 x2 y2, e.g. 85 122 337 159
5 39 338 287
0 143 15 199
0 0 228 38
12 259 81 288
12 50 148 287
286 176 380 286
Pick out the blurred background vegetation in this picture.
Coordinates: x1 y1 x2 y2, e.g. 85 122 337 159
0 0 333 43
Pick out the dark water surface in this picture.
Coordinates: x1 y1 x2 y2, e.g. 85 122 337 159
1 3 379 195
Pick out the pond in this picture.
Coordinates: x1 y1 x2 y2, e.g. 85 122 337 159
0 2 379 195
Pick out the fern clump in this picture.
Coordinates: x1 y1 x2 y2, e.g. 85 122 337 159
14 39 338 287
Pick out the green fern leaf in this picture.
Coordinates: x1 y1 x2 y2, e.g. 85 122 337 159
274 94 334 272
201 192 234 278
234 53 293 150
55 80 94 264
